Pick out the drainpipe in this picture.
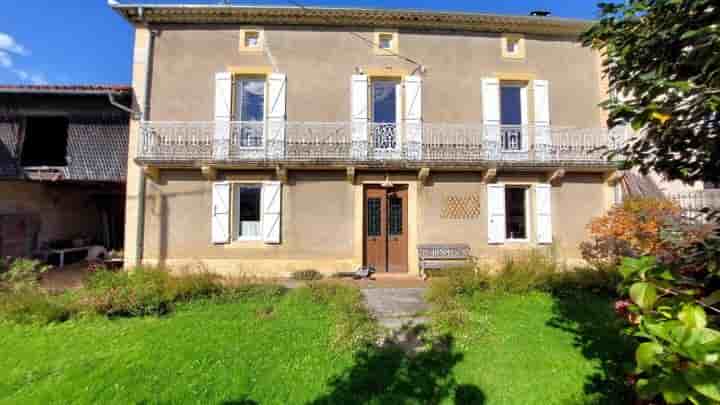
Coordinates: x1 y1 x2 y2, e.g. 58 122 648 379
136 10 155 267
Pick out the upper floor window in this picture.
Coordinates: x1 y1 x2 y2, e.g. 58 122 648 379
371 79 400 150
234 77 265 147
500 82 528 150
501 34 525 59
374 30 399 55
239 28 263 52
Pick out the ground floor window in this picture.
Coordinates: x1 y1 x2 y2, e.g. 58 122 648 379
235 184 262 240
505 187 528 240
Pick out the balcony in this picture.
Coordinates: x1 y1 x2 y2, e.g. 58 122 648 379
137 121 628 168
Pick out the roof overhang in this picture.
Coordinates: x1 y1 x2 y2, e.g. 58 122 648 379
109 3 593 37
0 85 132 96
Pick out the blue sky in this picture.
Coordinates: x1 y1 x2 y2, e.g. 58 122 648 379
0 0 603 86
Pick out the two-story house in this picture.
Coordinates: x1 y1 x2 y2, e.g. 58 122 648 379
113 3 626 276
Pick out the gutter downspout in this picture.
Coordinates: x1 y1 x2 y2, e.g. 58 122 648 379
136 10 155 267
108 92 135 116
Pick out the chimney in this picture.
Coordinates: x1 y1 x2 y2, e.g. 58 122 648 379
530 10 551 17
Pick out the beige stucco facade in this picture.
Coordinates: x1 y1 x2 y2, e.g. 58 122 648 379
122 12 615 276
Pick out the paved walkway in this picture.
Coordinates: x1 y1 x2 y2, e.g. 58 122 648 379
361 287 430 330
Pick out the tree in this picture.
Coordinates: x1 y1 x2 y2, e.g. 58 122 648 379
582 0 720 184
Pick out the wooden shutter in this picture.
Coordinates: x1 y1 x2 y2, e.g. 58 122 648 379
404 75 422 160
351 74 368 159
214 72 232 160
535 184 553 244
211 181 231 244
533 80 551 159
487 183 506 244
482 78 501 158
262 181 282 244
266 73 287 159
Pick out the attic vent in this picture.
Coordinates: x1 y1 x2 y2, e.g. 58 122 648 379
530 10 551 17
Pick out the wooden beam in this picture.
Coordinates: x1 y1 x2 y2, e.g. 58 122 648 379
482 168 497 184
418 167 430 185
346 166 356 184
275 166 288 184
547 168 566 185
201 165 217 181
143 166 160 182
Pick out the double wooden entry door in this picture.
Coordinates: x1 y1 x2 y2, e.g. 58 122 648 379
364 185 408 273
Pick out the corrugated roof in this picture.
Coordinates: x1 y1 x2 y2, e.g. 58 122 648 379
110 4 592 36
0 85 132 95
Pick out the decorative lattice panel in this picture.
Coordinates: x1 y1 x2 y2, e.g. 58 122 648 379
441 193 482 220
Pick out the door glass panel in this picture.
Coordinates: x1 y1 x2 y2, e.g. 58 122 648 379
235 79 265 147
388 197 403 235
367 198 381 236
500 85 523 150
372 80 397 149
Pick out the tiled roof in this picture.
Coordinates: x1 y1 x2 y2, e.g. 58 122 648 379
111 4 592 36
0 85 132 95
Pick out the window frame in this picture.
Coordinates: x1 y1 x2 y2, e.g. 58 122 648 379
232 183 264 242
499 81 529 152
239 28 264 52
373 30 399 55
369 77 402 153
232 75 267 150
501 34 526 59
504 185 531 243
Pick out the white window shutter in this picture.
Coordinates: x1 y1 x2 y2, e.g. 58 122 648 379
404 75 422 160
211 182 231 244
481 78 501 159
535 184 553 244
533 80 551 160
262 181 282 244
214 72 232 160
351 74 368 160
487 184 506 244
267 73 287 159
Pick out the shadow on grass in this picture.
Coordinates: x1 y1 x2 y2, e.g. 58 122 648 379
546 289 634 405
308 325 485 404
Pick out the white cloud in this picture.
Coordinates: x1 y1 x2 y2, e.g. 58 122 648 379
0 32 49 84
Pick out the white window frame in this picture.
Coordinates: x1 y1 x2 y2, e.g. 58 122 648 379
232 183 264 242
499 81 529 154
369 77 403 156
504 185 531 243
233 76 267 151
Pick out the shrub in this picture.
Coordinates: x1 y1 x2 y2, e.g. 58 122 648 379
580 197 683 269
0 290 76 324
291 270 323 281
166 270 224 301
81 267 174 317
0 258 51 291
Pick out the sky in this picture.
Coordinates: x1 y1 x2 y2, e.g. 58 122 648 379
0 0 604 86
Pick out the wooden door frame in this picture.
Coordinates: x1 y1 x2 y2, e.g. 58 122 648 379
354 180 418 275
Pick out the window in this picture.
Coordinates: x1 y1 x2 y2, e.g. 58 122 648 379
371 79 399 150
374 30 398 54
500 83 527 151
234 78 265 147
235 184 262 240
21 116 69 167
501 34 525 59
505 187 528 240
239 28 263 52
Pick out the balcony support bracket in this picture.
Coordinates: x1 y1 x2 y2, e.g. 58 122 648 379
418 167 431 186
547 168 566 185
604 170 624 186
482 168 498 184
346 167 356 184
201 165 218 181
276 166 288 184
143 166 160 183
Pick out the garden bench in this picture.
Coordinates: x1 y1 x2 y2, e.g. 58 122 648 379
417 244 472 277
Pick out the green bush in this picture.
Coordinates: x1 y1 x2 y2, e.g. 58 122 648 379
0 290 76 324
81 267 174 317
167 270 225 301
0 258 51 292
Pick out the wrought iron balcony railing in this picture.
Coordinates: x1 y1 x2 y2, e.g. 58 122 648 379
137 121 629 165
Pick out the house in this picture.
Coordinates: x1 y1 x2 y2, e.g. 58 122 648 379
0 85 130 263
112 4 628 276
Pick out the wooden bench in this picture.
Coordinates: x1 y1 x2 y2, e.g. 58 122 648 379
417 244 472 277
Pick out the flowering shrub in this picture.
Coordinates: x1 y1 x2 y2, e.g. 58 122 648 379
581 198 684 269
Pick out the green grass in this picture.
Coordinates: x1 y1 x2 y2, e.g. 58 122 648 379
0 286 631 404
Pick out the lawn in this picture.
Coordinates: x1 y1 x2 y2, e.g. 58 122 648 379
0 287 631 404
